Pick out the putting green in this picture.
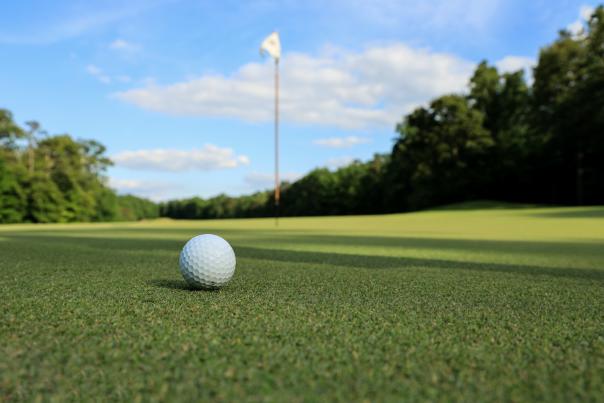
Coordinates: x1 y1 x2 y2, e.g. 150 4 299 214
1 206 603 401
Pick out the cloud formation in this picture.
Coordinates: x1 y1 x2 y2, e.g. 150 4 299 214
86 64 111 84
567 5 594 36
108 178 177 201
313 136 370 148
495 56 535 82
116 43 475 129
109 38 139 52
86 64 132 85
112 145 250 171
325 156 355 170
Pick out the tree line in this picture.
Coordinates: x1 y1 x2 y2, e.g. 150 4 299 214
1 7 602 223
162 7 604 219
0 112 158 223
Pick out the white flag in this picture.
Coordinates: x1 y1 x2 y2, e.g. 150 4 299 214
260 32 281 61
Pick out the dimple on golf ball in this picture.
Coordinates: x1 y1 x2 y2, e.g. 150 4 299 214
179 234 236 289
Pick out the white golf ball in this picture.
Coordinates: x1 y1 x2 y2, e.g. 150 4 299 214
179 234 236 289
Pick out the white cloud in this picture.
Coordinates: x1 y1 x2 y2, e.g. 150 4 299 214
244 172 302 189
109 38 140 52
112 145 250 172
580 4 595 20
110 39 130 50
108 178 177 201
496 56 535 82
116 43 475 129
567 5 594 36
313 136 370 148
86 64 101 75
86 64 111 84
86 65 133 85
325 156 355 170
496 56 534 74
567 21 584 36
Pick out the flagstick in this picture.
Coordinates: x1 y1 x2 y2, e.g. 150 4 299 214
274 57 280 227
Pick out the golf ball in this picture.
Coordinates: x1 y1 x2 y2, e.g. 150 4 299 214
179 234 236 289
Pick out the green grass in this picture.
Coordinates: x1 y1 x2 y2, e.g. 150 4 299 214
1 206 604 402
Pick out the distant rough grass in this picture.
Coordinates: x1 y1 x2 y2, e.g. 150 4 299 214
1 207 603 402
428 199 542 210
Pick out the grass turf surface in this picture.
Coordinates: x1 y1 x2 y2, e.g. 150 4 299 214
1 206 604 401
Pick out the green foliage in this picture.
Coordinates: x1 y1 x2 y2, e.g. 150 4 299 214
0 156 26 223
25 173 66 223
283 168 339 215
390 95 493 209
1 7 604 223
162 7 604 219
1 209 603 400
95 188 119 222
470 62 531 149
468 61 501 129
160 192 271 219
0 111 157 223
532 6 604 204
161 154 389 219
0 109 24 148
117 194 159 221
465 62 537 202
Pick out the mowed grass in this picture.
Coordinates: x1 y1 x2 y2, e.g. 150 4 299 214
1 206 604 402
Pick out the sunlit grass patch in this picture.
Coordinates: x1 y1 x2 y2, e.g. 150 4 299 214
1 206 603 401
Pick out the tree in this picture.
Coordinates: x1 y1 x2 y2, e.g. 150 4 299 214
116 195 159 221
24 121 43 175
468 61 501 134
25 173 65 223
467 62 534 201
0 157 26 223
281 168 339 216
357 154 389 214
390 95 493 209
0 109 24 149
574 6 604 203
33 135 116 222
532 6 604 204
2 8 602 222
0 108 163 223
95 188 119 222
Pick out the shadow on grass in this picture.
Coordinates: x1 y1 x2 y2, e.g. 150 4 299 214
10 230 604 258
147 279 193 291
5 224 604 258
235 246 604 283
272 234 604 258
147 279 221 292
4 233 604 283
531 207 604 219
428 200 540 211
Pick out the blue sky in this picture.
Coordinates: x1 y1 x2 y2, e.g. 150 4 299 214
0 0 597 200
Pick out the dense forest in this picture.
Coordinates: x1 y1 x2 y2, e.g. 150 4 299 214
1 7 603 223
162 7 604 219
0 113 158 223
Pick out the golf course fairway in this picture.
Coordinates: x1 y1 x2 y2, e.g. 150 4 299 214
1 206 603 401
